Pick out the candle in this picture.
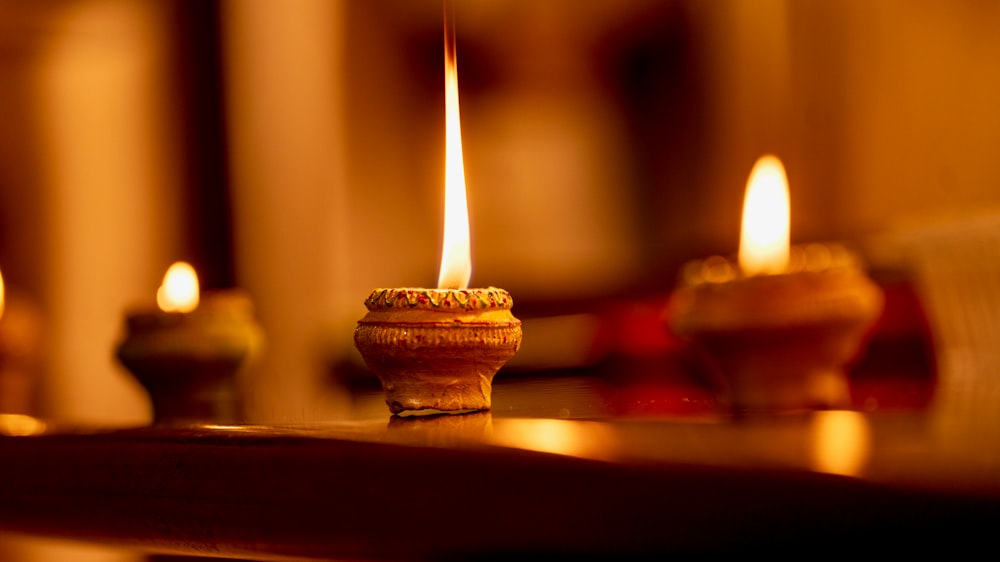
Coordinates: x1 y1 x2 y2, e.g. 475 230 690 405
354 6 522 415
667 155 884 412
116 261 263 425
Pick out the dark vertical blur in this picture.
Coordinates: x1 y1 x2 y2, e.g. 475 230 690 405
594 2 708 288
170 1 234 289
0 3 55 301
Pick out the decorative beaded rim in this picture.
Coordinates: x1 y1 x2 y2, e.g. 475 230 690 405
677 243 861 288
363 288 513 312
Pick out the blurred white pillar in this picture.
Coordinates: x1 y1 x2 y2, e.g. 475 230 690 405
222 0 353 421
36 0 182 426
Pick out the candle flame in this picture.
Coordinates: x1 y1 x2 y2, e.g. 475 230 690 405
156 261 200 313
739 155 790 275
0 267 5 321
437 3 472 290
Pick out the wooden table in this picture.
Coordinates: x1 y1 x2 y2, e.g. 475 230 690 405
0 372 997 560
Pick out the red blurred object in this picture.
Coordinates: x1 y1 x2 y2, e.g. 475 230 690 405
586 278 936 417
848 279 937 411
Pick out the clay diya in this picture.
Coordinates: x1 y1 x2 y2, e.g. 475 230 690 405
116 262 263 425
668 244 883 412
667 156 883 412
355 287 521 415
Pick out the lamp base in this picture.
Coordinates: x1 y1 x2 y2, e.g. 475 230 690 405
116 290 262 425
354 288 522 415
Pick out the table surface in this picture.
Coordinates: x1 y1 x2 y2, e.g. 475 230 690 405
0 370 998 561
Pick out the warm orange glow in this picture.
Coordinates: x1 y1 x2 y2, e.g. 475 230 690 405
0 414 46 436
156 261 200 313
436 6 472 290
739 155 790 275
491 419 619 461
809 410 872 477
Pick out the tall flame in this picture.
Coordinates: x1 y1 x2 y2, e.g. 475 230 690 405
436 2 472 290
739 155 790 275
157 261 200 313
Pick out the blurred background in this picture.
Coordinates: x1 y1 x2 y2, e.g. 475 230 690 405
0 0 999 416
2 0 1000 559
2 0 1000 423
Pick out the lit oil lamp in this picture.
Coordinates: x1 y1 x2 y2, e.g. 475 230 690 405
354 9 522 415
116 262 263 425
667 156 884 412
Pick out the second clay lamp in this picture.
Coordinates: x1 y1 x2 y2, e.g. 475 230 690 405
667 156 884 413
116 262 263 425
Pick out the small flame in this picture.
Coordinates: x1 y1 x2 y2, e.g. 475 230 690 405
0 267 5 321
739 155 790 275
156 261 200 313
436 3 472 290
